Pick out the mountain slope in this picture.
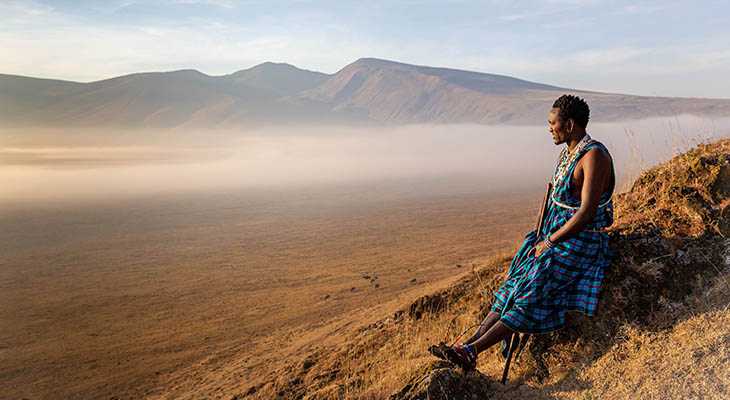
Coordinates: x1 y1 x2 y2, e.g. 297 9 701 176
0 74 85 118
301 58 730 125
298 58 569 124
0 63 332 129
3 58 730 129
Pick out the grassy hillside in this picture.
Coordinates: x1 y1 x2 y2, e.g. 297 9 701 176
248 138 730 400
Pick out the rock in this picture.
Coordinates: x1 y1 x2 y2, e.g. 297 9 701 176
362 275 371 280
409 294 446 320
351 286 356 292
718 206 730 238
711 164 730 200
388 361 493 400
375 283 380 288
410 278 417 284
456 264 463 268
300 356 316 371
324 294 330 301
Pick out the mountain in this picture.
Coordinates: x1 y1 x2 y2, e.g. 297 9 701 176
225 62 330 96
3 58 730 129
0 62 333 129
299 58 730 124
298 58 568 124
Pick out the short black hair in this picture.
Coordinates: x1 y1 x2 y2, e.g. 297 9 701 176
552 94 590 128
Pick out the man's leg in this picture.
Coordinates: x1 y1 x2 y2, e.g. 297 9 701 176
463 311 501 346
466 320 514 356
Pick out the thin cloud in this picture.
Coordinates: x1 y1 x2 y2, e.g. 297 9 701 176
572 47 650 67
171 0 236 7
499 10 551 22
546 0 602 5
622 3 673 14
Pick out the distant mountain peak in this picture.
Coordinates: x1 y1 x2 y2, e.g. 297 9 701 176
232 61 329 77
349 58 406 68
224 61 330 96
167 69 209 78
247 61 300 71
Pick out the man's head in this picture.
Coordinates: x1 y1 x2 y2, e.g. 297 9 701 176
549 94 590 145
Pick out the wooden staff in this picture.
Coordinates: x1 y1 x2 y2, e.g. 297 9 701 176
535 181 553 235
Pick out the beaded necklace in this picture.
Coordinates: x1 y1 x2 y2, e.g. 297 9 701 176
552 134 592 187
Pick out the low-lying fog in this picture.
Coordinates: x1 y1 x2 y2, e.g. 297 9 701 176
1 114 728 206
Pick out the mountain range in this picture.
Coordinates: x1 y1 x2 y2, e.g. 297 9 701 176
3 57 730 129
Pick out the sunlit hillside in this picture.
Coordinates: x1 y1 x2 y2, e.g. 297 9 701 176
251 138 730 400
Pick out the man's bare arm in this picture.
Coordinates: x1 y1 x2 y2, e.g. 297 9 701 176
530 147 612 257
547 148 611 244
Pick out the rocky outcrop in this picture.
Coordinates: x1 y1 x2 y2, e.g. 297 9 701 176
388 361 492 400
408 295 446 320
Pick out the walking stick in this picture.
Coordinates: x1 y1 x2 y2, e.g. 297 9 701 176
535 181 553 240
501 181 552 385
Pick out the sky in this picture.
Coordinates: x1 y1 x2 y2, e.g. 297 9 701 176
2 0 729 98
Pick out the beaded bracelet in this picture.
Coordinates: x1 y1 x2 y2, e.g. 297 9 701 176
544 235 555 249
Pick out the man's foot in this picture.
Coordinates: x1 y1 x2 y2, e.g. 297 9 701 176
428 341 450 361
443 344 477 371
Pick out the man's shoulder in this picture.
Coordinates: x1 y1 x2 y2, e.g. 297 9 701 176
578 143 612 169
586 138 610 151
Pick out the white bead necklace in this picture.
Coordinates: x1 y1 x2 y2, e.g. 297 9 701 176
552 134 592 187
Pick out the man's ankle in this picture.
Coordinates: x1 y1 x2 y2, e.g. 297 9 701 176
461 343 478 360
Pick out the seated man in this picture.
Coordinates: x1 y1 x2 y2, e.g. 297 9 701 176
432 94 615 370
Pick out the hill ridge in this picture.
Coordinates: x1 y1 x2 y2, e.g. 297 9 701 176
4 58 730 129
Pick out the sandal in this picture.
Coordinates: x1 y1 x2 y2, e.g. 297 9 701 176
428 341 450 361
444 344 477 370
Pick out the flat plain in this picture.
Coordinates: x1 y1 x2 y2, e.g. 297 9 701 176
0 179 538 399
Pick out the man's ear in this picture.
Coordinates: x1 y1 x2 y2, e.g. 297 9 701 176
567 118 574 133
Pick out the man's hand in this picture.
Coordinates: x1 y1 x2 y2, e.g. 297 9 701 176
530 240 550 258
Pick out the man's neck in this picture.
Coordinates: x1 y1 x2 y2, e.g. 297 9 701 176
566 132 587 152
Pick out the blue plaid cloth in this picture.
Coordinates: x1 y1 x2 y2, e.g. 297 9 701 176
492 140 614 334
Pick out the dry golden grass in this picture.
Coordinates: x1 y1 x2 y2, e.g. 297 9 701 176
259 237 729 400
564 262 730 400
573 312 730 399
614 138 730 236
254 251 521 399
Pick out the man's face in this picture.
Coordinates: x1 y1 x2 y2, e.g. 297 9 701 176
548 108 570 145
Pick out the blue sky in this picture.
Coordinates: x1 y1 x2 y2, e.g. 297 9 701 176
2 0 729 98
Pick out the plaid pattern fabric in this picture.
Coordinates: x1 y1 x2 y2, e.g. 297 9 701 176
491 140 615 334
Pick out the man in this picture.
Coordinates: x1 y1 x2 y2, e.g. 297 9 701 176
431 94 615 370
